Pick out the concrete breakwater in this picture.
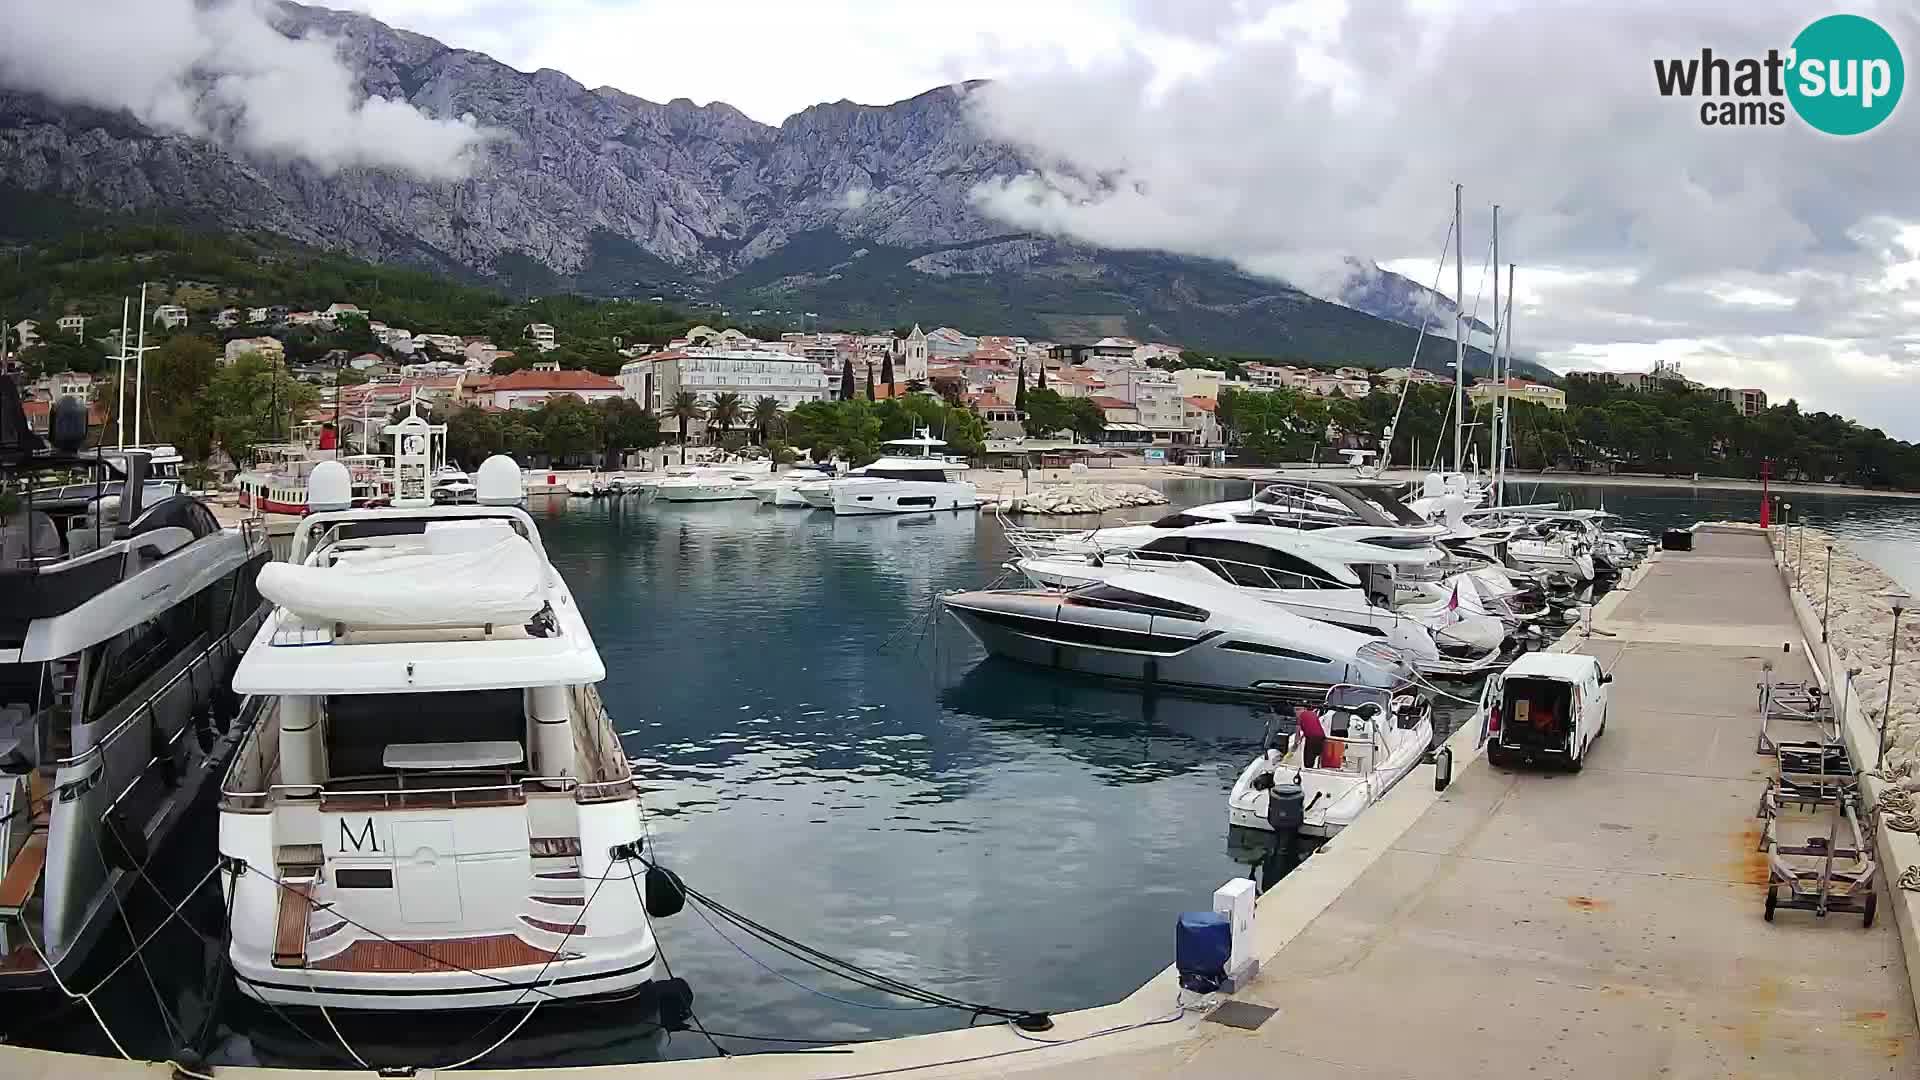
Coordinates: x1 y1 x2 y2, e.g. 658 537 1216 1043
1769 524 1920 771
977 482 1169 515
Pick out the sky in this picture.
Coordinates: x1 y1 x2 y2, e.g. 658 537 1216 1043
5 0 1916 436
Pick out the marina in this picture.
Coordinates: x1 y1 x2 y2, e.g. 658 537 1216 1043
6 486 1916 1076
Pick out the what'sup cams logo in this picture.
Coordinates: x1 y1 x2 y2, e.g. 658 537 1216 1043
1654 14 1904 134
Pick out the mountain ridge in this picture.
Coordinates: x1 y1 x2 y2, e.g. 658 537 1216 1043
0 1 1537 376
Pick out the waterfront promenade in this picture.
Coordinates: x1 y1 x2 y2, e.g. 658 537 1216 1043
3 528 1910 1079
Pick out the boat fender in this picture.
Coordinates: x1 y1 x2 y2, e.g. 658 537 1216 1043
657 976 695 1031
192 705 218 753
104 809 148 872
645 865 686 918
211 683 240 734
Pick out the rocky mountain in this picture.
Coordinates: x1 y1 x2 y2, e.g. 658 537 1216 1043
0 1 1532 373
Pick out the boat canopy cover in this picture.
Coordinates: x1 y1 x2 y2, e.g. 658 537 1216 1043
259 522 546 628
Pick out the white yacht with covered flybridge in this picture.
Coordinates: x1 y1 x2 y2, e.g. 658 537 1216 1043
830 430 976 515
218 407 675 1011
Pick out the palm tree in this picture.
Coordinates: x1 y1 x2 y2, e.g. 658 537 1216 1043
666 391 704 464
708 391 743 443
750 396 783 445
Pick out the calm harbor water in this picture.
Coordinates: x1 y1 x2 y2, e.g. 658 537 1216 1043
26 477 1920 1069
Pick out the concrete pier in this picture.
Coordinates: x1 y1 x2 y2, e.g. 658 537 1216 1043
4 528 1911 1079
1093 526 1913 1078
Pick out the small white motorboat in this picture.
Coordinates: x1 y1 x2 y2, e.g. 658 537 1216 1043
1227 684 1434 837
749 469 830 507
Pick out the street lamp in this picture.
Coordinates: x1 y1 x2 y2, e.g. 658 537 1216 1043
1880 589 1911 768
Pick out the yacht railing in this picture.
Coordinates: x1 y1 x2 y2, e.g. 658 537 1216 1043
219 773 639 813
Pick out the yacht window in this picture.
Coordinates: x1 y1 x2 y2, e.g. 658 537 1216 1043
897 496 937 507
1067 584 1209 621
323 689 526 779
1149 513 1210 529
1219 640 1331 663
88 594 211 718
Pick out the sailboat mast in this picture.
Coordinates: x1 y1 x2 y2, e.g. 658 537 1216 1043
1452 183 1465 474
1490 205 1501 504
116 297 129 449
1496 263 1516 506
134 282 148 447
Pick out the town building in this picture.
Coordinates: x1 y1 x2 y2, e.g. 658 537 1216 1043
524 323 558 352
619 346 831 427
1175 368 1226 400
1468 378 1568 412
247 307 270 324
900 325 930 384
1306 373 1373 398
1712 386 1769 416
151 305 189 329
1378 367 1450 385
968 393 1025 438
1133 342 1184 365
11 320 40 350
1182 396 1221 445
224 336 286 366
925 327 979 361
55 314 85 337
27 370 95 401
488 368 622 410
212 308 240 329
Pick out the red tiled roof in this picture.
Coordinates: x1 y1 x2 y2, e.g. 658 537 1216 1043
489 369 620 391
1089 396 1133 409
1184 396 1216 412
967 393 1013 409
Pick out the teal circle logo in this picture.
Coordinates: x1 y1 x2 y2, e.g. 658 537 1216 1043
1788 15 1904 135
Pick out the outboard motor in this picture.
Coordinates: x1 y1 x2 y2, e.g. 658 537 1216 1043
1264 777 1305 835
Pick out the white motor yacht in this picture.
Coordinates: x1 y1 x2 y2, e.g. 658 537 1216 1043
656 469 765 502
1009 522 1505 676
830 430 976 516
1227 684 1434 837
431 465 477 505
941 568 1412 699
749 469 830 507
218 411 668 1012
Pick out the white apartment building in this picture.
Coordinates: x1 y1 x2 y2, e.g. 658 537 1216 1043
30 371 95 401
151 305 189 329
1175 368 1225 400
247 307 270 324
524 323 558 352
620 347 831 429
55 314 85 336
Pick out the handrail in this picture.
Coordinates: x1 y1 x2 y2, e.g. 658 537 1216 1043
220 772 635 812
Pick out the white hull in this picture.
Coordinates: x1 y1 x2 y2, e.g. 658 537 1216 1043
660 484 758 502
831 478 978 515
798 482 836 509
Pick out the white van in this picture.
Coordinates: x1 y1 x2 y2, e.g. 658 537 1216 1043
1482 652 1611 771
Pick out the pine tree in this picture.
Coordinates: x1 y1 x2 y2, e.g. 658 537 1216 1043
1016 362 1027 411
865 362 876 401
880 351 895 389
840 357 855 401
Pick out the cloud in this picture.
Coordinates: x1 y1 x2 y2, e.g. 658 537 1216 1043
958 0 1920 433
0 0 498 179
